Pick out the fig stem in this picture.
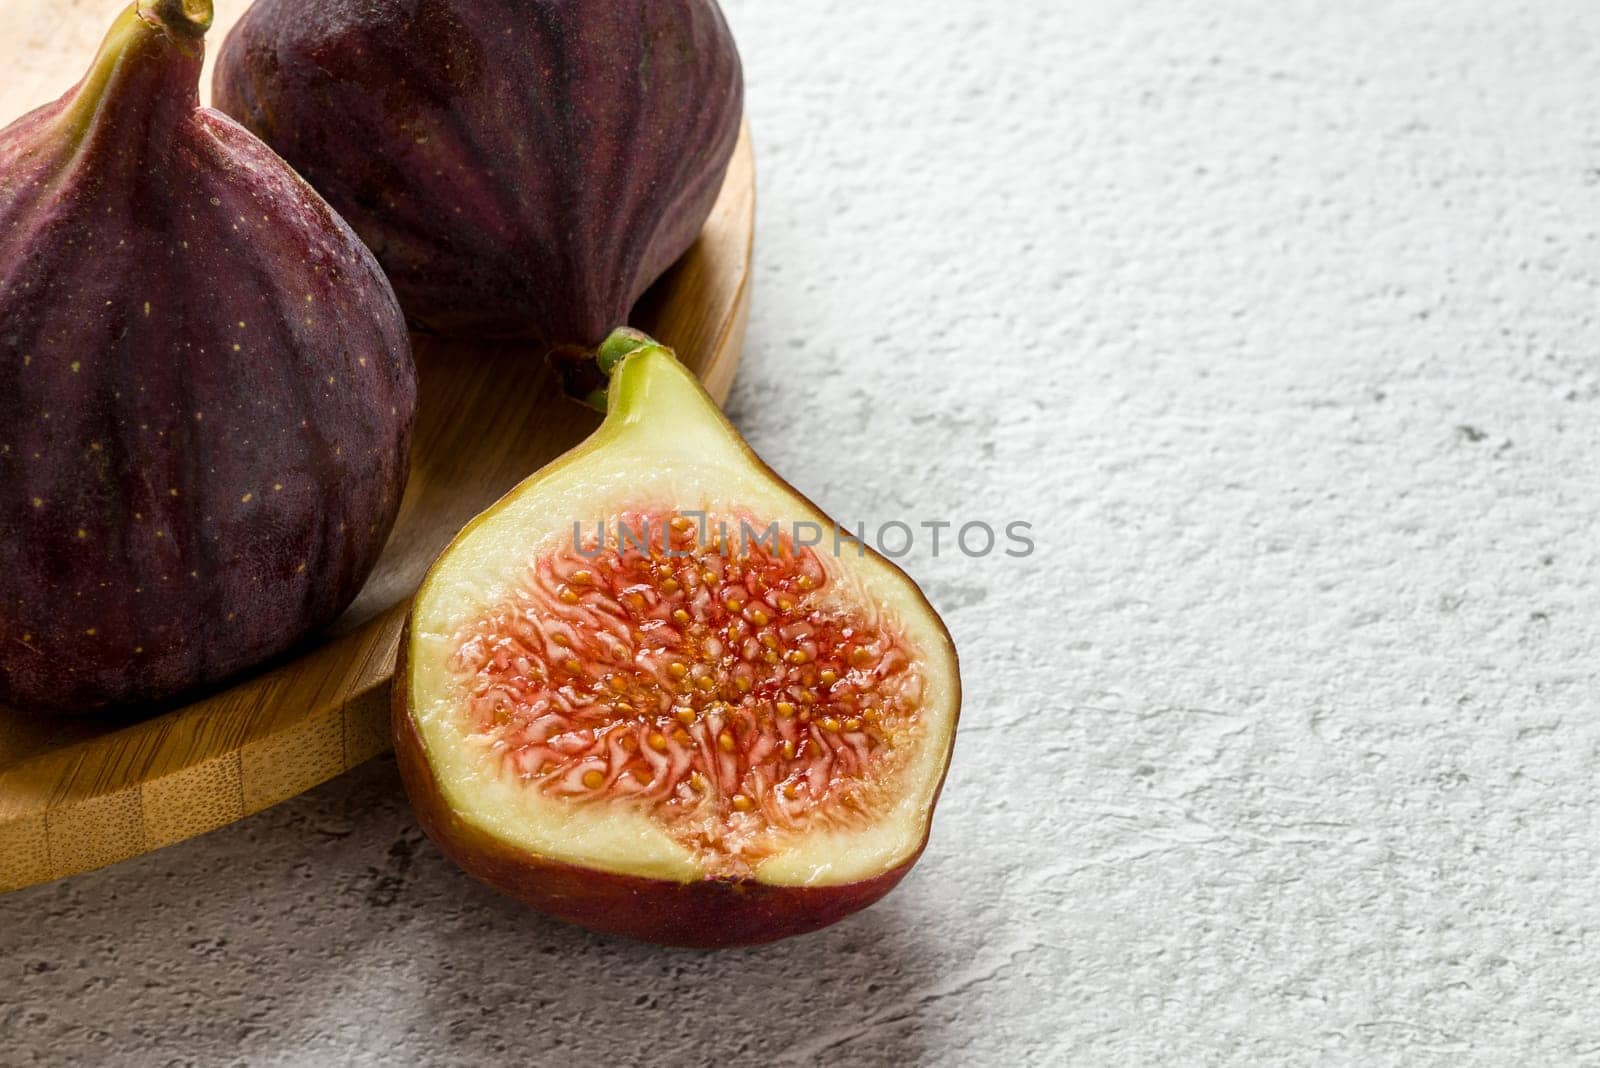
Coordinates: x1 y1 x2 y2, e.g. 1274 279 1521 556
596 328 656 376
57 1 210 141
136 0 214 37
552 328 664 413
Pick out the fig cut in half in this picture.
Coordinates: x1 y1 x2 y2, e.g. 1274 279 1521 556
396 333 960 947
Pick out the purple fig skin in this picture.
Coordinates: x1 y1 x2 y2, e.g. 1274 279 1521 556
214 0 744 347
0 1 417 715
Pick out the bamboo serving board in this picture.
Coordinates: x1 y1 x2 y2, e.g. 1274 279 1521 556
0 2 754 893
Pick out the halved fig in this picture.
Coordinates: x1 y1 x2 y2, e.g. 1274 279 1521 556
395 333 960 947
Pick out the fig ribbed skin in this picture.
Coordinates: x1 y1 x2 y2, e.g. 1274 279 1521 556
0 4 417 714
214 0 744 347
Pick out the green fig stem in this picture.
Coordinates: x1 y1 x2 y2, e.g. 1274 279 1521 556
552 328 667 414
57 1 209 142
595 328 656 376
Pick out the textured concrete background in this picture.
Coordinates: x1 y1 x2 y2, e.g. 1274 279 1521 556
5 0 1600 1064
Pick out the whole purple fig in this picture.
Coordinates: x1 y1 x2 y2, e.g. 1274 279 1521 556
214 0 743 347
0 0 417 715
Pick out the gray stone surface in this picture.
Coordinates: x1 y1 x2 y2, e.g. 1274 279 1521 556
5 0 1600 1063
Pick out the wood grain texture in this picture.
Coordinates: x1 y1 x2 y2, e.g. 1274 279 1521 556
0 1 755 893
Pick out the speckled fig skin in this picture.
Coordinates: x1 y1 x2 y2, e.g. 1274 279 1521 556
0 1 417 715
214 0 743 347
391 628 924 949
